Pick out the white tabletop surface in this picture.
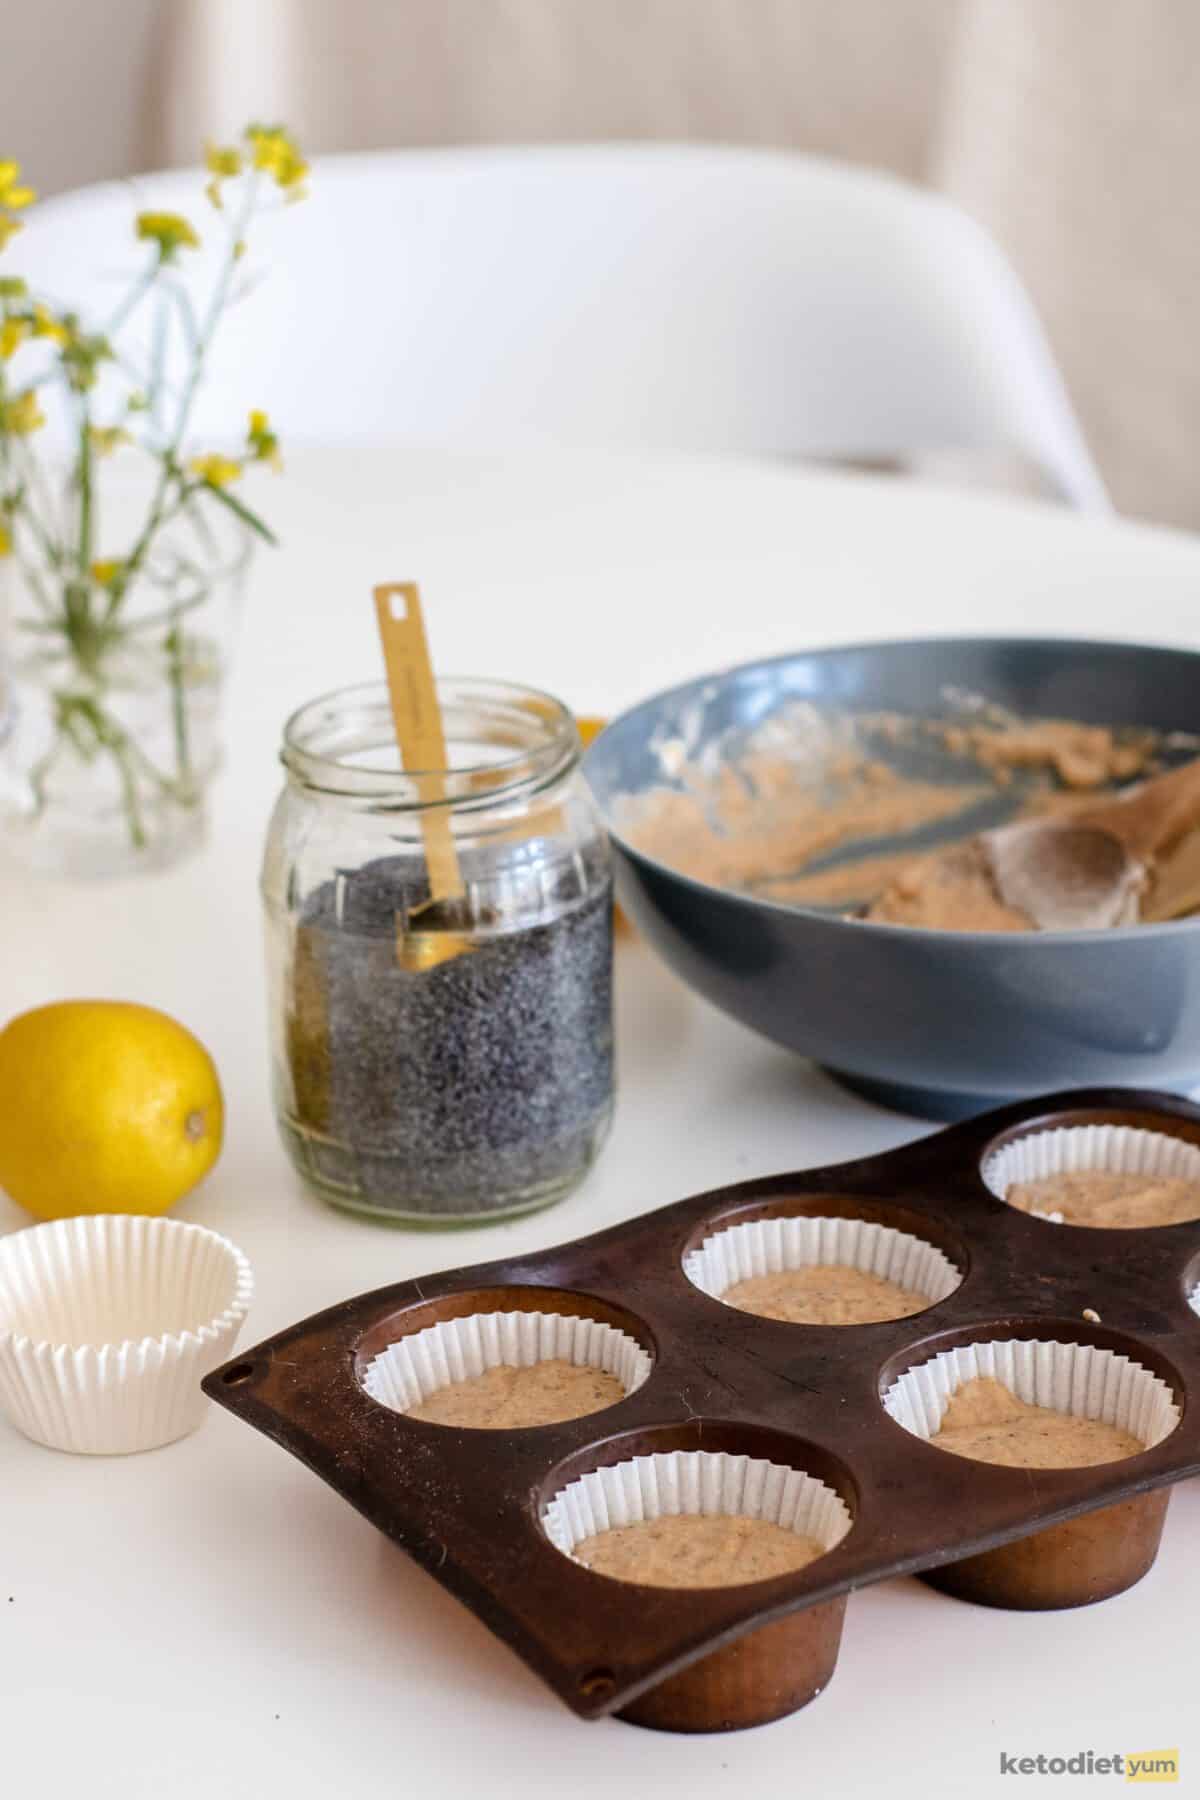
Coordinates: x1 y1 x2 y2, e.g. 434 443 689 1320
4 449 1200 1799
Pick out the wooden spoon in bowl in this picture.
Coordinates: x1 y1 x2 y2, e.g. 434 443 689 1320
982 757 1200 928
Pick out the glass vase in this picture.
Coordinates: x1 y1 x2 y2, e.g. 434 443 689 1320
0 524 250 879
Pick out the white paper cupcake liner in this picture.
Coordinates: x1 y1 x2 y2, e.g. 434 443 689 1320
683 1214 961 1312
362 1308 652 1415
543 1448 853 1577
883 1336 1180 1451
982 1124 1200 1222
0 1214 253 1456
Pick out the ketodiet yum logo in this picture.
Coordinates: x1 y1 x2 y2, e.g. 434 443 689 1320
999 1749 1178 1782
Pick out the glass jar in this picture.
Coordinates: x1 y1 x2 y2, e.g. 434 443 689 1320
262 678 615 1225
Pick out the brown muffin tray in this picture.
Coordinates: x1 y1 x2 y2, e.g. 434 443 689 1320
205 1087 1200 1733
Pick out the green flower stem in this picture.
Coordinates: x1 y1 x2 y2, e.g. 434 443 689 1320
106 724 147 849
102 254 160 340
12 551 54 614
119 179 259 600
75 406 93 573
11 436 62 571
147 286 171 441
113 591 208 635
165 608 190 794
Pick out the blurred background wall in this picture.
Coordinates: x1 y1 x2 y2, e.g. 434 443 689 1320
4 0 1196 530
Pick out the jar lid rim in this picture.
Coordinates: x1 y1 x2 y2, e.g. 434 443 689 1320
280 676 579 799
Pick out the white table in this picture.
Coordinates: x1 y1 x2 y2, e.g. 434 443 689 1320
4 450 1199 1800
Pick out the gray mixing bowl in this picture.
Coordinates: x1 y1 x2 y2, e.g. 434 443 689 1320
583 637 1200 1118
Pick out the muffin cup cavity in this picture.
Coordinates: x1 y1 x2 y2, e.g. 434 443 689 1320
543 1446 852 1580
982 1121 1200 1225
362 1307 651 1422
684 1211 961 1320
884 1332 1180 1610
932 1486 1174 1612
618 1597 849 1733
884 1336 1180 1453
0 1214 253 1456
541 1444 854 1730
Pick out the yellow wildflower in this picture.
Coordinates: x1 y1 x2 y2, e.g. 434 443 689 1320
0 161 35 209
0 276 26 299
206 143 243 177
189 453 242 488
1 389 45 434
59 326 110 393
31 302 68 344
136 211 200 259
0 521 11 557
246 407 281 469
245 124 308 194
89 424 130 455
90 559 123 587
204 142 243 209
0 315 29 359
0 159 35 248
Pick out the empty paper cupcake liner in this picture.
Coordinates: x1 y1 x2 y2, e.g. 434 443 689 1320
683 1214 961 1311
0 1213 253 1456
883 1336 1180 1450
362 1308 652 1414
543 1448 853 1576
981 1124 1200 1222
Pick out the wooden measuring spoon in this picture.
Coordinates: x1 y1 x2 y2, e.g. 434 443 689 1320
374 581 476 971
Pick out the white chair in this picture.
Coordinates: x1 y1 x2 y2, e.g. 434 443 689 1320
11 144 1108 507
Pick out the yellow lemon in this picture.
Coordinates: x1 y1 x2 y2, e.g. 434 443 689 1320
0 1000 224 1220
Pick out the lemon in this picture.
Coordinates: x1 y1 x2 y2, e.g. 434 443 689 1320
0 1000 224 1220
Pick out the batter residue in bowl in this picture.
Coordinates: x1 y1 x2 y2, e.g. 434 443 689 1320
619 703 1200 932
624 759 988 899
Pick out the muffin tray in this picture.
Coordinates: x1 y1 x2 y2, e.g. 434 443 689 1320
205 1088 1200 1732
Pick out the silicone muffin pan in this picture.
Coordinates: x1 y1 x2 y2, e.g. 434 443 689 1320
205 1088 1200 1733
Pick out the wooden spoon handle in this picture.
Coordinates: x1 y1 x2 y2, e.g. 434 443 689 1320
1142 828 1200 921
1077 758 1200 859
